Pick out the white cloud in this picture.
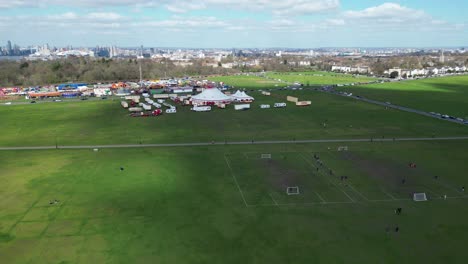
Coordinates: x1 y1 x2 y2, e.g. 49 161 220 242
0 0 340 15
0 0 30 8
344 3 426 20
165 1 206 13
4 11 127 31
1 2 465 47
47 12 79 20
165 0 339 15
338 2 464 32
88 12 125 20
325 18 345 26
134 16 229 29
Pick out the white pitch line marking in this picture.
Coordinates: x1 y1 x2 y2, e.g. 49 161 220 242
380 188 397 200
269 193 279 206
224 154 249 208
300 154 356 203
369 198 412 202
348 184 370 201
314 191 327 203
422 185 442 197
248 201 354 207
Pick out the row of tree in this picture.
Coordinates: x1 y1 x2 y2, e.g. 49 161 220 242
0 57 237 87
2 54 466 87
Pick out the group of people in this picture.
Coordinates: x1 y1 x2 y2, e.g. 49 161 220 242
49 199 60 205
386 207 403 234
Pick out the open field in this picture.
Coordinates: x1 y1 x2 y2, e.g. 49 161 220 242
265 71 376 85
1 90 468 147
336 75 468 118
2 72 468 263
209 75 284 90
1 141 468 263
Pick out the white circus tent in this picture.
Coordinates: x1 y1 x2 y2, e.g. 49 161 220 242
191 88 233 105
231 90 254 102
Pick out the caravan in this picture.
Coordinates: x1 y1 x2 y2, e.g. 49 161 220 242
234 104 250 111
274 103 287 108
191 106 212 112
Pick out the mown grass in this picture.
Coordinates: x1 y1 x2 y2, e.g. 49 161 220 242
1 141 468 263
265 71 376 85
336 75 468 118
1 74 468 263
1 90 467 147
209 75 284 90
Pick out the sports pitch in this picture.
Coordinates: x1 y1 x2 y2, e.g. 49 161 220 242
336 75 468 118
1 142 468 263
2 75 468 263
226 148 465 207
265 71 376 85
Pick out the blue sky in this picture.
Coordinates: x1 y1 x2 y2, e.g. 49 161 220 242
0 0 466 48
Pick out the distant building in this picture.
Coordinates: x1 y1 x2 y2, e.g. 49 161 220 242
439 50 445 63
6 40 12 55
332 65 369 74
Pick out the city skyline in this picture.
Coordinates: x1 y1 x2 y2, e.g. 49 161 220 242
0 1 467 48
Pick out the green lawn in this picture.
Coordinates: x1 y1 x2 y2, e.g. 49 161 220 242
2 73 468 263
209 75 284 90
265 71 376 85
336 75 468 118
1 90 467 147
1 141 468 263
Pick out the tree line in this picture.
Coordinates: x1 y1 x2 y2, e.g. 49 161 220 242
0 57 237 87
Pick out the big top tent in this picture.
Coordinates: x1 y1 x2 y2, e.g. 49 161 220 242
191 88 233 105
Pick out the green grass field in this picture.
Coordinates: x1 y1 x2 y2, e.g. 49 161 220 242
265 71 376 85
1 142 468 263
209 72 376 90
209 75 284 90
1 89 467 147
1 74 468 263
336 75 468 118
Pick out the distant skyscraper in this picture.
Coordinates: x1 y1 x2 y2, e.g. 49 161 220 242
439 50 445 63
109 46 117 58
7 40 12 55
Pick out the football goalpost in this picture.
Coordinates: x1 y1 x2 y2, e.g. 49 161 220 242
261 154 272 159
413 193 428 202
337 146 349 151
286 186 300 195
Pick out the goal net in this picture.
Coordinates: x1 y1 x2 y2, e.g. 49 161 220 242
261 154 272 159
413 193 428 202
286 186 300 195
337 146 348 151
